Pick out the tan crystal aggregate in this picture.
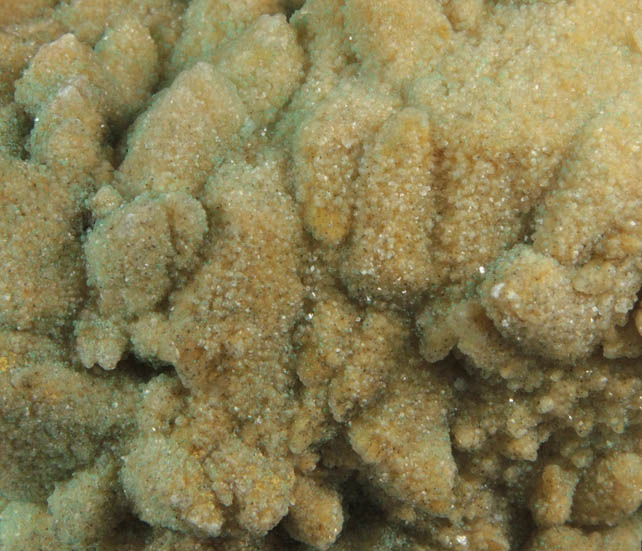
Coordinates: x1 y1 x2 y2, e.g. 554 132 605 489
3 0 642 550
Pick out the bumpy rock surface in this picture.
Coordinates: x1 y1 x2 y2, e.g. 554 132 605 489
3 1 642 550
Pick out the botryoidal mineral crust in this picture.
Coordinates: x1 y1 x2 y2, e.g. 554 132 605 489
3 1 642 550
